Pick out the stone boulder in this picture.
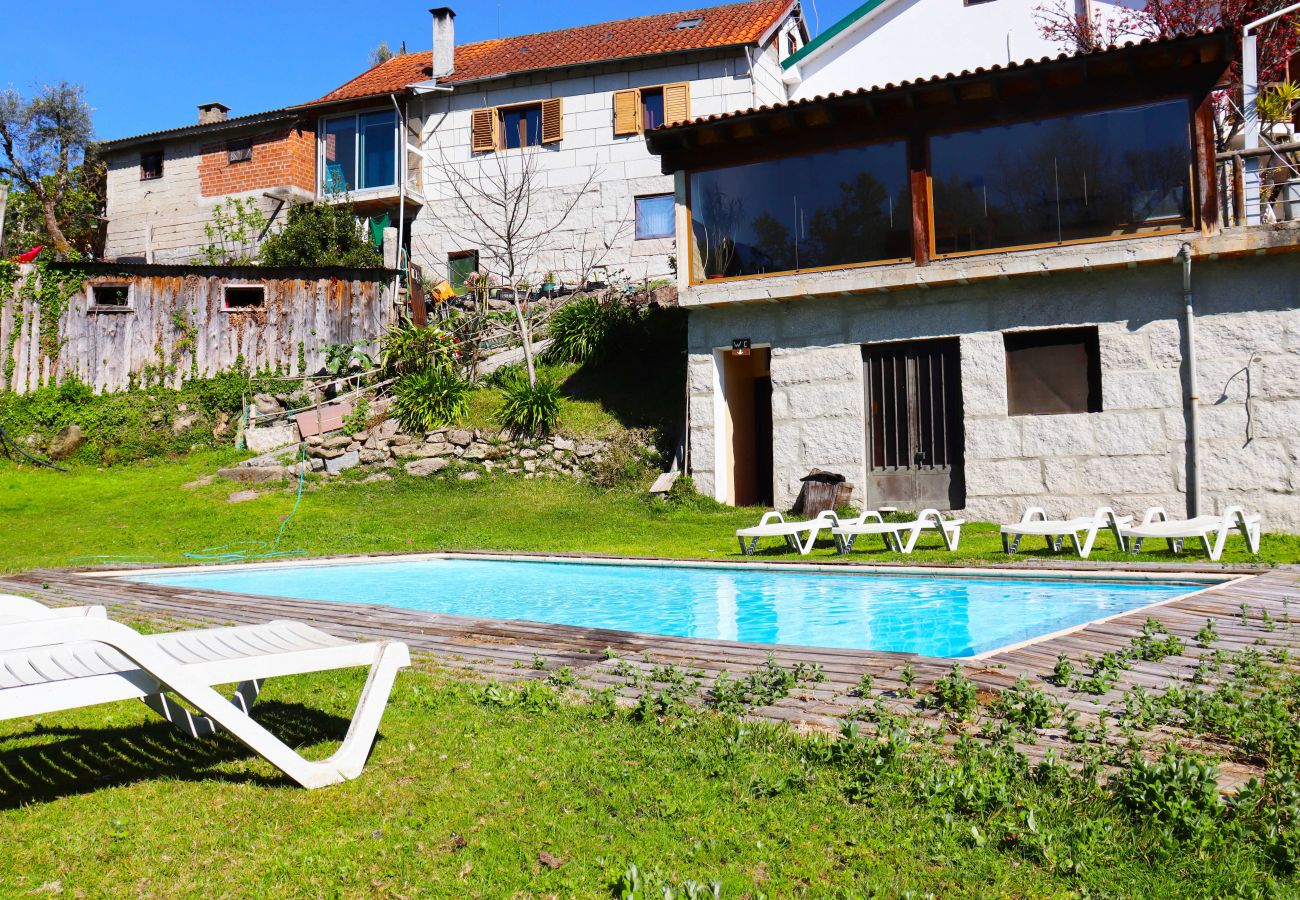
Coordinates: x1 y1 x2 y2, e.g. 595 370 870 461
405 457 448 476
324 450 361 474
253 393 283 415
448 429 474 447
47 425 84 460
217 466 286 484
245 423 299 454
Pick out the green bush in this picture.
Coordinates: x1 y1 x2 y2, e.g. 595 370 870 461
495 376 561 435
543 297 631 364
258 201 382 269
390 368 471 433
379 322 458 377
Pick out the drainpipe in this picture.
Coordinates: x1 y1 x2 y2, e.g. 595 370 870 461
390 93 408 316
1180 242 1200 518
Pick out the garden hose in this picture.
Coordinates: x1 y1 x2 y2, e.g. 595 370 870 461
0 422 67 472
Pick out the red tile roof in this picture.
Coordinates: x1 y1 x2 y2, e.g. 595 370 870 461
304 0 794 106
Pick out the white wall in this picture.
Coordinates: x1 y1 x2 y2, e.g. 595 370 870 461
788 0 1138 100
409 47 770 288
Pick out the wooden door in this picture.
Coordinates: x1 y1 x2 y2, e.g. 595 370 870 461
863 339 965 510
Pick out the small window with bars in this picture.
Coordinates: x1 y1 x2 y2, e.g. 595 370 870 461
227 138 253 164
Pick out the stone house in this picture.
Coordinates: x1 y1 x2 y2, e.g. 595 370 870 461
98 1 807 288
647 29 1300 532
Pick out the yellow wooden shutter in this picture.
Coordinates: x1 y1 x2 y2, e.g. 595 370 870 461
540 98 564 144
663 82 691 127
471 107 498 153
613 89 641 136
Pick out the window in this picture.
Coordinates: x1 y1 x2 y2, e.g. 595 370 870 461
675 16 703 28
89 284 131 311
448 250 479 292
470 99 563 153
1004 328 1102 416
223 285 265 310
321 110 398 193
635 194 675 240
930 99 1192 256
140 151 163 180
227 138 253 164
689 141 912 280
613 84 690 135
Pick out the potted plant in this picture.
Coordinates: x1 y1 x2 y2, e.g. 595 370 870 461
541 272 557 295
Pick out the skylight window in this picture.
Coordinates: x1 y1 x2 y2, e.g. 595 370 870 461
675 16 704 29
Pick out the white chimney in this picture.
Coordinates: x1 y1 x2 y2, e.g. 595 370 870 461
431 7 455 79
197 102 230 125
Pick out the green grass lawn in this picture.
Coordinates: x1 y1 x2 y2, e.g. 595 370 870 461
2 453 1295 573
2 456 1299 897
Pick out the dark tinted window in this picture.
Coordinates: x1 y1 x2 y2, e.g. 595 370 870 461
140 151 163 180
224 286 265 310
689 142 911 279
931 100 1192 255
502 105 542 149
227 139 253 164
1004 327 1102 415
641 88 665 132
90 285 130 309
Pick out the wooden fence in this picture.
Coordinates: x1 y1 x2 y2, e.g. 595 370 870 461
0 263 399 394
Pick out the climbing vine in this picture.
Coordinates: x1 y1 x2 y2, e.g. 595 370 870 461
0 260 17 309
26 259 87 379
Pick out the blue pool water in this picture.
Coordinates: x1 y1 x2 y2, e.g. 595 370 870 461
128 558 1201 657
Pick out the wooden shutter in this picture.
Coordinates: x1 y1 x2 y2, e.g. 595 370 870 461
471 107 498 153
613 89 641 136
663 82 691 127
540 98 564 144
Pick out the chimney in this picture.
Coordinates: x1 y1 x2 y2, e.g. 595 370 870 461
431 7 455 79
198 102 230 125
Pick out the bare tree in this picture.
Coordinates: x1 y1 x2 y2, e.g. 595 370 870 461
0 83 94 257
419 142 599 386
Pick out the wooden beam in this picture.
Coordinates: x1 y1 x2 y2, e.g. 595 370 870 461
1193 93 1220 235
909 133 931 267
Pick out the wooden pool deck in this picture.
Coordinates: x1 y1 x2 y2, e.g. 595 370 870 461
3 558 1297 790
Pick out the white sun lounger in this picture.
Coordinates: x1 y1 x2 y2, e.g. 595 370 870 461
832 508 965 555
736 509 843 556
999 507 1131 558
1 594 107 624
1 614 411 789
1116 506 1261 561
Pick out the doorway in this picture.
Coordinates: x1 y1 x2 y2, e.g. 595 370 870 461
862 338 965 510
720 347 773 507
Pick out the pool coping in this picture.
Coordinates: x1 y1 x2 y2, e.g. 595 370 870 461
91 550 1244 660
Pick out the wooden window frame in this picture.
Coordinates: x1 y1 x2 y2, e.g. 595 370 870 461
472 99 563 153
88 283 133 313
140 150 164 181
222 284 266 312
1003 327 1102 416
614 83 690 136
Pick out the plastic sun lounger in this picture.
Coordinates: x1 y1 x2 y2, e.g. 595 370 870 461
1116 506 1261 562
999 507 1132 558
1 593 108 624
832 508 965 555
1 609 411 789
736 509 843 556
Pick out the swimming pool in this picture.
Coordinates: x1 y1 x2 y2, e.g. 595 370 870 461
123 556 1211 657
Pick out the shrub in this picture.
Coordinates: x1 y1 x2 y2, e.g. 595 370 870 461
258 201 381 268
390 368 471 433
591 427 660 489
543 297 631 364
379 322 458 377
495 375 561 435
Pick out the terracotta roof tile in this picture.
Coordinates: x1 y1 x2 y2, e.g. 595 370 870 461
305 0 793 106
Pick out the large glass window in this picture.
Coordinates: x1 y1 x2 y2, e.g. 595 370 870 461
635 194 675 240
930 100 1192 255
322 110 397 193
689 142 911 280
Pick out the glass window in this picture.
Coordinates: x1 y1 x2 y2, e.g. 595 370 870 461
1004 328 1102 415
931 100 1192 255
323 117 357 193
689 142 911 279
501 104 543 149
140 151 163 180
641 89 665 132
635 194 675 240
359 110 397 189
448 250 479 292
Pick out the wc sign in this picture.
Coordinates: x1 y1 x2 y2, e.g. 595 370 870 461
731 338 751 357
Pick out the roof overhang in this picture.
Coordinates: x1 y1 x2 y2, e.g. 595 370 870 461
98 109 298 152
648 28 1234 174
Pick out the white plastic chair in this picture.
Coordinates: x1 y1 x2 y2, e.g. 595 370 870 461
1116 506 1261 561
1000 507 1132 558
1 609 410 789
736 509 843 556
832 508 964 555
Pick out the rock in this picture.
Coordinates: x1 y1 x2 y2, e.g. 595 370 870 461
359 448 386 464
524 460 537 472
458 470 480 481
182 475 215 490
391 434 414 447
321 434 353 450
362 472 393 483
171 413 198 435
374 418 401 441
539 443 554 454
213 411 231 438
426 430 448 443
394 443 447 459
245 423 299 454
253 393 282 415
47 425 84 460
309 458 326 472
576 442 599 458
484 445 510 460
325 450 361 473
306 435 325 447
353 430 370 443
519 448 538 460
552 436 575 452
405 457 448 476
311 445 346 460
462 445 488 461
217 466 286 484
227 490 260 503
423 441 454 456
448 429 474 447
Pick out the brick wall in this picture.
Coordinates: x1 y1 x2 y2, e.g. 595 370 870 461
198 125 316 197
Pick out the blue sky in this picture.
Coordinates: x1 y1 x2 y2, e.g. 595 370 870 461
3 0 860 142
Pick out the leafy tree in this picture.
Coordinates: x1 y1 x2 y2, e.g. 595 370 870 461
0 83 96 257
257 201 382 268
368 42 395 66
195 197 266 265
1 158 105 258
